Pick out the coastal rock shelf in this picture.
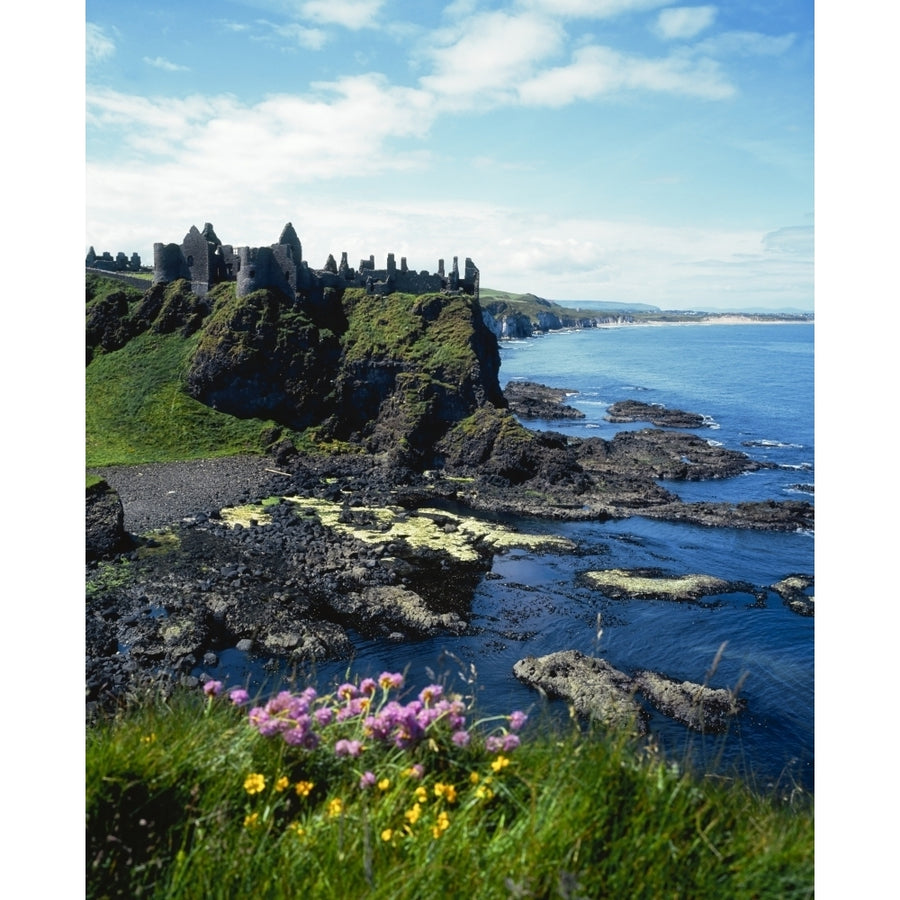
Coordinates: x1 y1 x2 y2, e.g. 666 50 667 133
503 380 585 420
604 399 711 429
512 649 745 735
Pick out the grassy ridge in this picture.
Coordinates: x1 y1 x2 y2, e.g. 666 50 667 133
86 682 813 899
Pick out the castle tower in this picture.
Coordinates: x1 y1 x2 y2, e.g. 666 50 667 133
153 242 190 285
278 222 303 265
338 252 351 278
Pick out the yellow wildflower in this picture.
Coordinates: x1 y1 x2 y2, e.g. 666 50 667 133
289 821 306 837
432 810 451 838
274 776 290 792
243 812 260 828
243 773 266 795
469 771 480 785
476 785 494 801
327 797 344 818
381 828 393 842
405 803 422 825
415 785 428 804
378 778 391 791
434 783 457 803
295 780 314 798
141 733 156 744
491 755 510 773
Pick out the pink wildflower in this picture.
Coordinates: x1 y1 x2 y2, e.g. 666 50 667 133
359 771 377 790
229 688 250 706
335 739 363 758
451 729 471 747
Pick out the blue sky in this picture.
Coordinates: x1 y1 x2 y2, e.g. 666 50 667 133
85 0 814 310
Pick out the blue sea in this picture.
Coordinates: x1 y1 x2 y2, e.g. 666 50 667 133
212 319 815 791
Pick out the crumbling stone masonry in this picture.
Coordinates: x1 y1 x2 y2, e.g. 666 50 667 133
147 222 479 301
85 247 143 273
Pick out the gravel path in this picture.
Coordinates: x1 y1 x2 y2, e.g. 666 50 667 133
89 455 284 533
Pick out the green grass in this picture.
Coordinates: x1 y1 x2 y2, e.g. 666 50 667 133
341 289 482 377
86 328 287 466
86 679 813 899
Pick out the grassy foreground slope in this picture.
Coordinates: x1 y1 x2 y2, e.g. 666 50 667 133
87 681 813 899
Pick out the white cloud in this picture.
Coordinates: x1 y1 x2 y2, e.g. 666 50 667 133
518 0 669 18
87 74 436 194
143 56 190 73
420 11 565 108
653 6 717 41
518 44 734 105
86 23 115 65
298 0 384 29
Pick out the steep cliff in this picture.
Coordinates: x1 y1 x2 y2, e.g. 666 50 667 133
86 276 509 468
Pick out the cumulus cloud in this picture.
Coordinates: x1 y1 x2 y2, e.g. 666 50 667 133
653 6 717 41
143 57 190 72
87 74 435 182
420 11 565 108
86 23 115 65
518 44 734 104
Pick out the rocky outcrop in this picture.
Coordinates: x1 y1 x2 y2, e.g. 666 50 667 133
504 381 585 420
630 670 746 733
86 479 132 560
771 574 814 616
513 649 746 735
605 400 709 429
581 569 734 602
185 285 344 428
513 650 648 734
328 585 469 639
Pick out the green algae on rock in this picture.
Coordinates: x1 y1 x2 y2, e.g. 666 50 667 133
265 497 578 562
581 568 731 602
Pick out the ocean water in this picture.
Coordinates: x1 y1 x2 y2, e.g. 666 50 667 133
210 320 815 791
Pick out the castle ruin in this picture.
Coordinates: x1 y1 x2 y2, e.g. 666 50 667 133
85 247 143 273
146 222 479 301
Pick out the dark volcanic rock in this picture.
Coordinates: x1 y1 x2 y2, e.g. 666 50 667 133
631 670 746 733
513 650 746 734
86 479 132 560
328 585 469 639
605 400 708 428
601 429 762 481
771 574 814 616
504 380 585 420
512 649 648 734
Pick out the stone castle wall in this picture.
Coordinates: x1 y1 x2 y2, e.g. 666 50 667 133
142 221 479 302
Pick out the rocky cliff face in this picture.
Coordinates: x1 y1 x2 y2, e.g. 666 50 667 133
86 277 508 468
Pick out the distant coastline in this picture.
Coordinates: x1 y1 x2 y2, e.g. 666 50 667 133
596 314 814 327
479 288 812 340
